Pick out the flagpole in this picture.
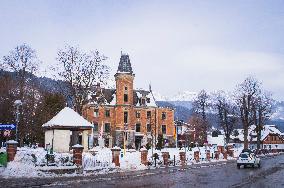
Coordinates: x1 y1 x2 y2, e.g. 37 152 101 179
123 123 126 156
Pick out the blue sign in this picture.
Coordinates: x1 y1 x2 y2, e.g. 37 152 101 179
0 124 16 130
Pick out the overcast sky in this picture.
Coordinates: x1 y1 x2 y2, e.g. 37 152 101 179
0 0 284 100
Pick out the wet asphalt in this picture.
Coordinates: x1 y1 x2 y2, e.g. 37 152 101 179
1 154 284 188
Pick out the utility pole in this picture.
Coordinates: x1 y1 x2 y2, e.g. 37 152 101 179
176 119 178 149
14 100 22 143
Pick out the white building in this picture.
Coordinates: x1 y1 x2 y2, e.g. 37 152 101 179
42 107 93 153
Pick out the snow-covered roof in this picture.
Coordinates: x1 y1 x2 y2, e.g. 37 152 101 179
231 125 284 142
42 107 93 129
261 125 283 140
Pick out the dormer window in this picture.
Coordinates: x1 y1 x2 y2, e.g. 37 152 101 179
147 98 150 103
141 98 146 105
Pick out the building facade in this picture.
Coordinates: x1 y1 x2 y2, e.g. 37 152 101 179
83 54 175 149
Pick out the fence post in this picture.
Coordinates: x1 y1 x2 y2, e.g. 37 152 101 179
6 140 18 162
111 146 121 167
215 151 219 160
206 150 210 161
140 147 148 166
179 151 185 167
72 144 84 166
194 151 199 163
162 152 169 167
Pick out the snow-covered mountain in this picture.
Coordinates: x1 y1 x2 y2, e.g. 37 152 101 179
172 91 198 101
271 102 284 121
153 90 284 130
152 91 198 102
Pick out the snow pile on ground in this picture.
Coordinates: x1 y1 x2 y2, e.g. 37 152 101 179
120 149 147 171
83 147 113 170
1 147 74 177
2 147 45 177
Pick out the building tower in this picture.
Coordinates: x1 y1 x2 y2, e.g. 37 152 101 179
115 53 135 106
114 53 135 147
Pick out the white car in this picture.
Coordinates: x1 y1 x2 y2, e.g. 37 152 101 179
237 150 260 169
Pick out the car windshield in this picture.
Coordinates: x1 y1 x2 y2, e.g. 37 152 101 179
239 153 248 158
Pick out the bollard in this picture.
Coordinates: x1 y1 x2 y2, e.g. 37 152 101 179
206 150 211 161
217 146 224 153
194 151 200 162
72 144 84 166
215 151 219 160
179 152 186 166
6 140 18 162
140 147 148 166
111 146 121 167
162 152 169 167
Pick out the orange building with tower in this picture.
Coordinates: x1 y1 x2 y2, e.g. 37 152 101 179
83 53 175 149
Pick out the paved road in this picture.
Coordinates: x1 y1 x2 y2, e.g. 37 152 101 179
1 154 284 188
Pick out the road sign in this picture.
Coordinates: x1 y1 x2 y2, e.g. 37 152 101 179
3 130 11 137
0 124 16 130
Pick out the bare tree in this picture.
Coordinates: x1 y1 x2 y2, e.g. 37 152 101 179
234 77 261 149
212 91 239 144
188 115 208 146
56 45 109 115
2 44 39 101
252 91 274 150
193 90 210 121
1 44 40 145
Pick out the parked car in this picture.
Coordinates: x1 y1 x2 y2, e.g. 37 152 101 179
237 149 260 169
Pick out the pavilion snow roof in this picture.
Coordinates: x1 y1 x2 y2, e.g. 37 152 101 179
42 107 93 129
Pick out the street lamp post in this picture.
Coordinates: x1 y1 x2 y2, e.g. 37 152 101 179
14 100 22 143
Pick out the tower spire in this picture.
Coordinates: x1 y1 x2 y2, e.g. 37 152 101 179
117 53 133 74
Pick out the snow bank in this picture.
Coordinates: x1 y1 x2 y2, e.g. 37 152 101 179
1 147 74 177
120 150 147 171
83 147 113 170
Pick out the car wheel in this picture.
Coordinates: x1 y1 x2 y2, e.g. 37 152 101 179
258 163 261 168
237 164 240 169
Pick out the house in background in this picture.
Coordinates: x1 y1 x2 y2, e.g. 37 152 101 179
261 125 284 151
207 133 225 152
83 53 175 149
230 125 284 151
175 120 195 147
42 107 93 153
